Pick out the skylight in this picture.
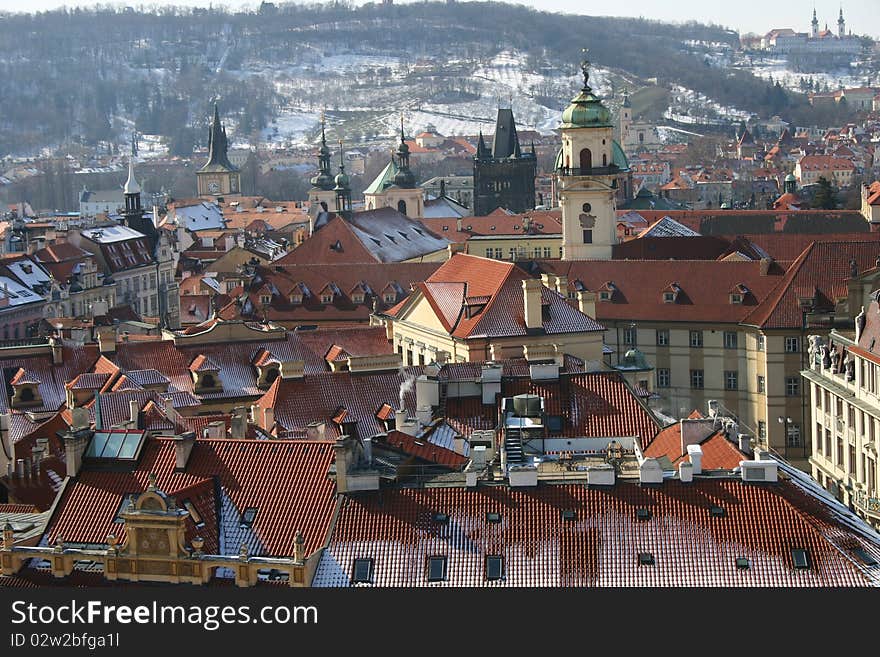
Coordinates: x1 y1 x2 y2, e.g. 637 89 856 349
240 507 258 528
352 558 374 584
561 510 577 521
427 556 447 582
636 508 652 521
709 505 726 518
432 512 449 524
486 512 501 523
638 552 655 566
84 431 146 461
735 557 751 570
851 548 877 567
792 548 810 570
486 555 504 581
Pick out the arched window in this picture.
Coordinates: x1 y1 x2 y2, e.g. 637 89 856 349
579 148 592 171
602 153 607 167
397 200 407 215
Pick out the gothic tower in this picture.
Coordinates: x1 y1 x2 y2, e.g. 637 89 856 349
196 102 241 198
558 54 629 261
122 155 158 249
838 7 846 38
812 8 819 38
334 141 352 219
472 108 536 215
618 90 632 146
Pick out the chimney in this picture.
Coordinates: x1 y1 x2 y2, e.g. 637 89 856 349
687 444 703 475
49 336 63 365
0 413 11 468
15 458 25 479
395 409 408 432
416 374 440 409
333 435 353 493
305 421 326 440
294 531 306 563
456 217 463 232
262 407 274 432
738 433 752 455
639 458 663 484
415 405 432 428
204 421 225 439
522 278 543 330
162 396 181 425
679 461 693 483
453 435 467 455
759 258 771 276
576 290 596 318
362 436 373 465
63 428 90 477
174 431 196 471
97 330 115 354
230 407 248 439
129 400 140 427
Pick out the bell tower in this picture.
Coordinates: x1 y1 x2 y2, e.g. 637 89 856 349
196 102 241 198
558 52 628 260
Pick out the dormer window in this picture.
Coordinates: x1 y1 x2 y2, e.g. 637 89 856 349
730 293 743 304
352 294 364 304
260 294 271 305
384 293 396 303
663 292 676 303
321 293 334 304
290 294 302 305
599 291 611 301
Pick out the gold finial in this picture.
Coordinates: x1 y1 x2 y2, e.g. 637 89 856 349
580 48 591 90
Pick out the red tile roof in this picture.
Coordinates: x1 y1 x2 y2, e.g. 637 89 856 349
314 480 880 586
377 430 468 468
644 423 745 469
542 260 782 324
743 241 880 328
45 437 337 559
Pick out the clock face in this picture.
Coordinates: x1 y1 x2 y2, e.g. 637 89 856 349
208 181 220 194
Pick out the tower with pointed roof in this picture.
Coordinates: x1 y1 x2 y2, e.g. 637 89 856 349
472 108 536 216
811 7 819 38
308 113 339 227
617 90 632 147
557 53 629 260
334 140 353 219
122 151 157 248
196 102 241 198
363 117 424 218
838 6 845 38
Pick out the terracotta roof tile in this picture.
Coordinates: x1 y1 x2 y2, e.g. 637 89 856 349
377 430 468 468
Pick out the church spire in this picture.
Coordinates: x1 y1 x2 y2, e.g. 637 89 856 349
334 139 352 217
311 110 334 190
204 101 235 171
476 130 489 159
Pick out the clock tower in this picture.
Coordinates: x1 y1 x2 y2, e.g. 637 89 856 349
196 102 241 198
557 54 629 260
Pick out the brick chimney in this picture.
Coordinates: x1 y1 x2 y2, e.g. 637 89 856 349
230 407 247 439
333 435 354 493
294 531 305 563
97 330 115 354
576 290 596 318
522 279 543 330
63 427 92 477
49 336 63 365
262 406 274 433
174 431 196 471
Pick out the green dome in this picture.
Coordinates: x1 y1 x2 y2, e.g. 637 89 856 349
784 173 797 182
333 171 350 190
311 171 334 190
561 89 613 128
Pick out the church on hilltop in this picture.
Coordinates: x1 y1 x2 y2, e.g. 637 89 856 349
760 7 862 61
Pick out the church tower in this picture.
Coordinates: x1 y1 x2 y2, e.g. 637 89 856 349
334 141 353 219
196 102 241 198
308 113 338 226
618 90 632 146
472 108 537 215
838 7 846 38
558 53 629 261
122 153 158 249
811 8 819 38
363 117 424 218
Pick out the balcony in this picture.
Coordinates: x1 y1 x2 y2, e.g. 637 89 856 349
557 165 621 177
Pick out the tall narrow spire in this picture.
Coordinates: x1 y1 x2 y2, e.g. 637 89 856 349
334 139 352 217
124 157 140 196
203 101 235 171
311 110 334 190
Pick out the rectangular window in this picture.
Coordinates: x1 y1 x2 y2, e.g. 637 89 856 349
785 336 800 353
723 331 738 349
486 555 504 581
689 330 703 348
837 437 844 466
758 421 766 441
543 247 551 258
485 248 493 258
791 548 810 570
656 329 669 346
724 370 738 390
352 558 373 584
785 377 800 397
849 444 856 472
582 229 593 244
787 424 801 447
656 368 670 388
868 458 876 493
825 429 831 457
757 334 765 351
622 328 636 345
690 369 704 389
427 556 447 582
757 375 766 394
240 507 257 528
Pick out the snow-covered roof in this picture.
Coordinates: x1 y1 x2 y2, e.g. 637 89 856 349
171 202 226 232
0 276 43 307
6 258 50 289
80 224 147 244
641 216 702 238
